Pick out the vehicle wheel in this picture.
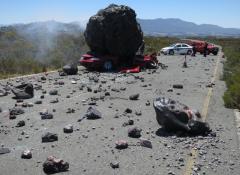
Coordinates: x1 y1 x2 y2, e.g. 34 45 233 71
169 50 174 55
187 50 192 55
213 52 218 55
103 60 113 71
147 61 158 69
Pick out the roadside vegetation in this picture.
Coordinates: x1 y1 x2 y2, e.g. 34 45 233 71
0 26 88 79
209 38 240 109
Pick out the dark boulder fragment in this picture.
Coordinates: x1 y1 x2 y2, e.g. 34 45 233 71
62 64 78 75
43 156 69 174
85 106 102 119
110 162 119 169
49 89 58 95
173 84 183 89
153 97 211 135
0 148 11 155
16 120 25 127
11 83 34 99
42 132 58 143
128 126 142 138
63 124 73 133
9 107 24 116
21 149 32 159
129 93 139 100
0 89 8 97
84 4 143 60
115 140 128 149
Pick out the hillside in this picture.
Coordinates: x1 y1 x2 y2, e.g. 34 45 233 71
137 18 240 36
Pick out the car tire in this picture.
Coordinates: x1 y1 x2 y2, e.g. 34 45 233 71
169 50 174 55
147 61 158 69
187 50 192 55
213 52 218 55
103 60 113 71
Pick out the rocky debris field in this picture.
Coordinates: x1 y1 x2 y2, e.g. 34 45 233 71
0 53 240 175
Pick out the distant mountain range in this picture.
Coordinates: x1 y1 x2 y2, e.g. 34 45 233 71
137 18 240 36
1 18 240 37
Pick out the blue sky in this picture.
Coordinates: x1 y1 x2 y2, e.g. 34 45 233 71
0 0 239 28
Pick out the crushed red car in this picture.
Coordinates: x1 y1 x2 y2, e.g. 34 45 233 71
79 52 159 72
181 39 219 55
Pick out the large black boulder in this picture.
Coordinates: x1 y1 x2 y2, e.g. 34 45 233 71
84 4 143 60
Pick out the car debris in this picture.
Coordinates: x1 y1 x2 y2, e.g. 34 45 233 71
11 83 34 99
153 97 210 135
43 156 69 174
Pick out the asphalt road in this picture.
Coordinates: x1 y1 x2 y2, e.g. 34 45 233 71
0 51 239 175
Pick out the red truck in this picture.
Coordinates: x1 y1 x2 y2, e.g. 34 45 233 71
181 39 219 55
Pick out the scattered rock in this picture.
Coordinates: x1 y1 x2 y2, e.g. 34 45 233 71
173 84 183 89
9 107 24 116
40 111 53 120
110 162 119 169
21 149 32 159
49 89 58 95
129 93 139 100
0 147 11 155
42 132 58 143
115 140 128 149
16 120 25 127
43 156 69 174
123 119 134 127
63 124 73 133
34 100 42 104
63 64 78 75
139 138 152 148
128 126 142 138
125 108 132 113
11 83 34 99
85 107 102 119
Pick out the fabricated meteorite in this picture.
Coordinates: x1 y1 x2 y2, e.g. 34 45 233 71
84 4 143 61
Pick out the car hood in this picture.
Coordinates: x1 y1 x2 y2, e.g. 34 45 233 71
161 46 173 50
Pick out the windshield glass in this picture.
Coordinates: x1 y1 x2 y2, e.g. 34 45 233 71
170 44 176 47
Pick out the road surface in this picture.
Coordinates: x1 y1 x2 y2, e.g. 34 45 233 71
0 50 239 175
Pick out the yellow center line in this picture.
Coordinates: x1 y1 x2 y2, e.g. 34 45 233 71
183 52 221 175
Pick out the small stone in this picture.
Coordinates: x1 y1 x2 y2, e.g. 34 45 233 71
128 127 142 138
125 108 132 113
63 124 73 133
0 147 11 154
173 84 183 89
129 94 139 100
105 92 110 96
40 110 53 120
42 132 58 143
49 89 58 95
115 140 128 149
16 120 25 127
34 100 42 104
43 156 69 174
84 107 102 119
139 138 152 148
110 162 119 169
21 149 32 159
